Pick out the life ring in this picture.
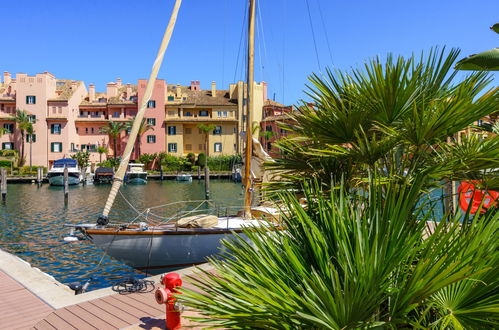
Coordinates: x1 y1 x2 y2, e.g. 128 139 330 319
458 181 498 214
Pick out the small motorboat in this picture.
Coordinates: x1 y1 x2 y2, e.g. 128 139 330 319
94 167 114 184
125 163 147 184
47 158 82 186
176 173 192 182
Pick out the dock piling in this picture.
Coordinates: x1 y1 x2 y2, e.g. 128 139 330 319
64 167 69 204
1 168 7 201
36 167 43 186
204 166 210 199
197 166 201 180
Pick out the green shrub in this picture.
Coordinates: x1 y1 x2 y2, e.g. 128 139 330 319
0 150 18 157
163 154 183 172
0 160 12 168
197 153 206 168
207 155 241 171
19 166 47 175
97 158 120 169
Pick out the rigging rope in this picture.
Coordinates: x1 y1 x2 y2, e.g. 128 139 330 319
305 0 322 72
316 0 334 65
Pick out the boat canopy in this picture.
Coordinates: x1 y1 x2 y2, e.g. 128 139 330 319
53 158 78 168
95 167 114 175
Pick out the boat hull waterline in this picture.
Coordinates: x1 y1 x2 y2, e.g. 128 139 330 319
80 218 260 274
48 173 81 186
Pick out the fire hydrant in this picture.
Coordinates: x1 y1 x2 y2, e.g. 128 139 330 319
155 272 182 330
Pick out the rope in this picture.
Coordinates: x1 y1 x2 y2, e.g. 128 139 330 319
316 0 334 65
112 278 155 294
305 0 322 72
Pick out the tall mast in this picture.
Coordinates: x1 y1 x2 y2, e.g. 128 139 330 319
243 0 256 218
99 0 182 223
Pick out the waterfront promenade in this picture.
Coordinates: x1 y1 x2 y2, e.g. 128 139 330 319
0 248 208 329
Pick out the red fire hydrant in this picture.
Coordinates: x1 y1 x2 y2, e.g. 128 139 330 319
155 272 182 330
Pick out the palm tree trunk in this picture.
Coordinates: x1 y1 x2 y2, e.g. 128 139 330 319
113 137 117 159
99 153 102 163
29 140 32 172
204 133 209 199
20 131 25 166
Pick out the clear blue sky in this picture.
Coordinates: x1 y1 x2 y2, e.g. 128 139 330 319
1 0 497 105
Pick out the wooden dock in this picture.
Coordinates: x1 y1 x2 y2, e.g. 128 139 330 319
0 271 54 330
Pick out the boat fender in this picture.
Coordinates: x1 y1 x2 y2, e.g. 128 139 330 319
63 236 79 242
97 215 109 226
139 222 148 230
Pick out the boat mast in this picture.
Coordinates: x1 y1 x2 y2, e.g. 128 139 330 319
243 0 256 218
99 0 182 223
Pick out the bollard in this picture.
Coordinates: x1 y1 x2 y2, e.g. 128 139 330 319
37 167 43 186
197 166 201 180
64 167 69 204
1 168 7 201
155 272 182 330
204 166 210 199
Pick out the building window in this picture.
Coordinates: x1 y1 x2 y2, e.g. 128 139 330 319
213 126 222 135
76 127 79 133
168 143 177 152
167 96 174 102
147 100 156 108
113 111 119 118
267 142 272 151
28 115 36 123
2 142 14 150
147 118 156 126
58 107 62 114
85 127 89 134
185 144 192 151
52 107 56 114
185 127 192 134
199 110 209 117
147 135 156 143
26 134 36 143
217 111 228 118
280 128 287 134
233 127 237 133
477 119 483 126
26 95 36 104
168 126 176 135
214 143 222 153
199 144 204 151
70 143 76 152
168 111 176 116
51 124 61 134
126 128 131 135
3 123 14 133
184 111 192 117
266 125 273 132
51 142 63 153
91 127 94 134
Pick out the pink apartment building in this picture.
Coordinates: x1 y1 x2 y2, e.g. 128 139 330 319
0 71 268 168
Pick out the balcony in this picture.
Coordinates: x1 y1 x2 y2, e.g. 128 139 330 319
76 115 108 122
165 115 237 123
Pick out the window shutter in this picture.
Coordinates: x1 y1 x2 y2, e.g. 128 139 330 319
50 143 54 152
26 96 29 104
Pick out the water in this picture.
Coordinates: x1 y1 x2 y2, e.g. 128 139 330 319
0 180 244 290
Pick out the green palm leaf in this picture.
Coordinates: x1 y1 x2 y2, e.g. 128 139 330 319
455 48 499 71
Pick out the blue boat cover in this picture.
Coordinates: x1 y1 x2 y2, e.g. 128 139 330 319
53 158 78 168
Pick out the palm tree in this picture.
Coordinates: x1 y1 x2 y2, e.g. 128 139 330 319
96 146 108 163
267 48 499 194
197 123 216 165
126 118 154 157
26 123 34 172
14 109 32 167
99 122 126 160
455 23 499 71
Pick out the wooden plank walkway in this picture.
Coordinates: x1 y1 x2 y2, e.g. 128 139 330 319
32 280 204 329
0 270 54 330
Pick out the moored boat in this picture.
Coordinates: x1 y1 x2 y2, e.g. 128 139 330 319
47 158 81 186
176 173 192 182
94 167 114 184
125 164 147 184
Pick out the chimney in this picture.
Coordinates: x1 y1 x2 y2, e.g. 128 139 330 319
262 81 268 101
3 72 11 85
106 82 118 98
196 81 200 90
126 83 132 99
116 78 122 88
211 81 216 97
176 84 182 98
89 84 95 102
190 81 196 90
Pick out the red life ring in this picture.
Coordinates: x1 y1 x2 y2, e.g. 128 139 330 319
458 181 498 214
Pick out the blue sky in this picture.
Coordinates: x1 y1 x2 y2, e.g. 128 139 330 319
1 0 497 105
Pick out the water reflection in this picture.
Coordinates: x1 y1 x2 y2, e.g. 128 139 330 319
0 180 243 290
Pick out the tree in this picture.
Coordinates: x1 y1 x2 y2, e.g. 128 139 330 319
267 48 499 193
99 122 126 160
197 124 216 163
71 151 90 179
96 146 108 163
179 174 499 328
26 122 35 172
14 109 32 167
126 118 154 157
455 23 499 71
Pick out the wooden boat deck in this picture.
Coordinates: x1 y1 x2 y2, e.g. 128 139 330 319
31 279 204 329
0 270 54 330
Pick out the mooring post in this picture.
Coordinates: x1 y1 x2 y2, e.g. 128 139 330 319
37 167 43 186
204 166 210 199
197 166 201 180
1 168 7 201
64 167 69 204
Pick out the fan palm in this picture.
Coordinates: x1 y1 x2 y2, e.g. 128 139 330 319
96 146 108 163
126 118 154 157
26 122 35 171
455 23 499 71
267 48 499 196
179 175 498 328
14 109 33 167
99 121 126 159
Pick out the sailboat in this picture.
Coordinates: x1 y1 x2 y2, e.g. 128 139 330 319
67 0 279 273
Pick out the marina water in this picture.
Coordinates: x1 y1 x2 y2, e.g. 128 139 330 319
0 180 244 290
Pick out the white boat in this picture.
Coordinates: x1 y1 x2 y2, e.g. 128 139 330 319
66 0 274 273
47 158 82 186
176 173 192 182
125 163 147 184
